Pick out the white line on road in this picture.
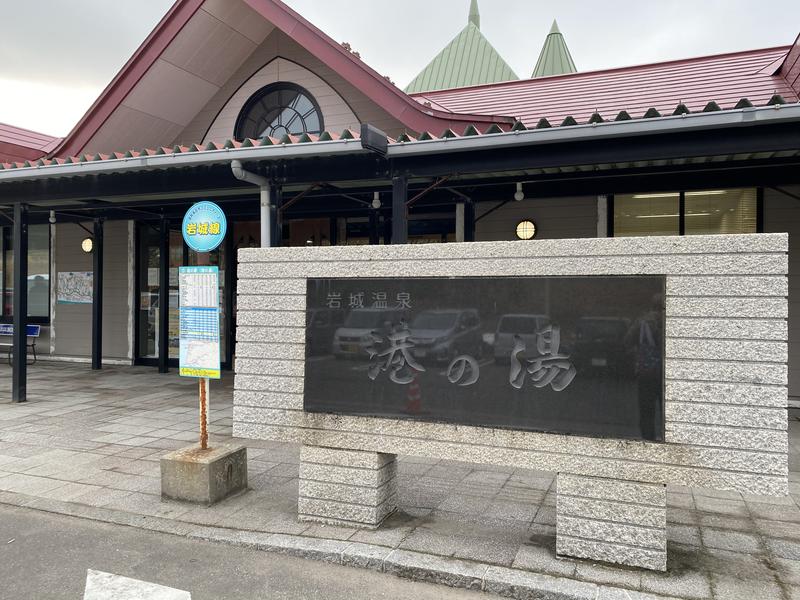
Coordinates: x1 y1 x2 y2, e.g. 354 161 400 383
83 570 191 600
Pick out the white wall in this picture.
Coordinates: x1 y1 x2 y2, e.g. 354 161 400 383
51 221 132 362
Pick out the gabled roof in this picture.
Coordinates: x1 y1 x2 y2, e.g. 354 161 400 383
49 0 514 158
0 122 61 163
412 46 798 127
404 1 518 94
532 20 577 78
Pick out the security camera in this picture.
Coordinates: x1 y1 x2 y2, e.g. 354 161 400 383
514 183 525 202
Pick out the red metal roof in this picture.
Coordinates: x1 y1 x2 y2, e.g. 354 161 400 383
410 47 798 126
780 33 800 97
0 122 61 163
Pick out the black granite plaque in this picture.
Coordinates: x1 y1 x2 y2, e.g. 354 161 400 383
304 277 665 442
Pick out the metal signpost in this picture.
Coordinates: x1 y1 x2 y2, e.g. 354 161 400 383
180 201 227 450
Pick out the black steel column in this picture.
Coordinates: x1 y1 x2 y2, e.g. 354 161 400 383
369 208 380 245
391 176 408 244
91 219 104 370
271 184 283 247
158 217 169 373
11 203 28 403
464 201 476 242
329 218 338 246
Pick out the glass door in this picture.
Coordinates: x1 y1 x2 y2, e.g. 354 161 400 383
136 222 230 369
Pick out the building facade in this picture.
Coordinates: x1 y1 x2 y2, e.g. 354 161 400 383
0 0 799 404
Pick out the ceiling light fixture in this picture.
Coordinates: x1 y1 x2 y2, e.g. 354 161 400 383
514 183 525 202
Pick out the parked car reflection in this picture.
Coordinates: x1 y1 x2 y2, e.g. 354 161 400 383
572 317 633 375
494 314 550 363
333 308 404 359
306 308 345 355
408 309 482 364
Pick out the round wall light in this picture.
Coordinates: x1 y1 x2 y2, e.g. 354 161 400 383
81 238 94 253
516 220 537 240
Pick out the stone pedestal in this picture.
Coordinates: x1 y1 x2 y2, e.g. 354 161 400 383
556 473 667 571
160 443 247 505
298 446 397 529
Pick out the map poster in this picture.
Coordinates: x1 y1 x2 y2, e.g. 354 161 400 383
57 271 93 304
178 266 221 379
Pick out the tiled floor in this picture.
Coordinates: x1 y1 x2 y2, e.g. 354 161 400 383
2 363 800 599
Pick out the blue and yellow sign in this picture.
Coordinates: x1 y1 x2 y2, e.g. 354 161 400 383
182 201 227 253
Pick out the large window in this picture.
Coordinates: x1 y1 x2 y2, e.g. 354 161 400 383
613 188 758 237
0 224 51 321
234 82 324 140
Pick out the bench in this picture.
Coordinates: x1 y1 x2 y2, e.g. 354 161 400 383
0 324 41 365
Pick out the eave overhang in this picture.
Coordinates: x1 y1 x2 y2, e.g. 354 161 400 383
2 104 798 186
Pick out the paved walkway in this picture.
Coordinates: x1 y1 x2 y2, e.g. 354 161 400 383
1 363 800 599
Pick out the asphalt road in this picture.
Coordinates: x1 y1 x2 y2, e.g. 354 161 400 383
0 504 494 600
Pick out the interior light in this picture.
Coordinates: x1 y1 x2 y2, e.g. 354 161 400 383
516 220 536 240
81 238 94 253
686 190 726 196
634 213 711 219
632 193 680 199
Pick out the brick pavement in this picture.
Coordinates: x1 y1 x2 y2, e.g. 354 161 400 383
1 363 800 599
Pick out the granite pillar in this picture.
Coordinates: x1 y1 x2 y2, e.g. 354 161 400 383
298 446 397 529
556 473 667 571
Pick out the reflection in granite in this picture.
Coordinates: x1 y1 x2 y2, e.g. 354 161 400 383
305 277 665 442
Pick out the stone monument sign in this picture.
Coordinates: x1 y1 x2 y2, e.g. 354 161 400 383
233 235 788 571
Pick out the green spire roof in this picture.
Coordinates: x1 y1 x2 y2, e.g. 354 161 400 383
469 0 480 28
532 20 577 78
405 1 518 94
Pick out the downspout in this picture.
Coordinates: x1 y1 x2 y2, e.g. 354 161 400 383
231 160 271 248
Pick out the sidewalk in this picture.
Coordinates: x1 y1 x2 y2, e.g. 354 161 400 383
1 363 799 599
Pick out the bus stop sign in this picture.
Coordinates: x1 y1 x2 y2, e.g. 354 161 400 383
182 201 227 253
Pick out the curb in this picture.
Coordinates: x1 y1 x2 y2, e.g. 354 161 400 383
0 492 685 600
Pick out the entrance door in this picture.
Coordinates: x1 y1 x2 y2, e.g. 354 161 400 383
135 222 230 369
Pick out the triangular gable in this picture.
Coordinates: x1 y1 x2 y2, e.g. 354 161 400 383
51 0 514 158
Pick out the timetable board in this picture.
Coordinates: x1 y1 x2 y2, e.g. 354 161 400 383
179 266 221 379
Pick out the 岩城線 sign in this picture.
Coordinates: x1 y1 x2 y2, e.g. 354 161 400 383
182 201 227 253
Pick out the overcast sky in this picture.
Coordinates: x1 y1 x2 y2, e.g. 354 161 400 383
1 0 798 136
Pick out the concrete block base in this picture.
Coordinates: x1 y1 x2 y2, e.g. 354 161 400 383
298 445 397 529
556 473 667 571
160 443 247 505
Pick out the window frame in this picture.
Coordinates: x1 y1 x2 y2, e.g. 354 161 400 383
233 82 325 141
609 187 764 238
0 224 52 325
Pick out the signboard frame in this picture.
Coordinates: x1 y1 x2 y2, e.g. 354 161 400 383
178 265 221 380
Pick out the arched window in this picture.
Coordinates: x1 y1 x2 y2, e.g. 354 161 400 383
234 82 324 140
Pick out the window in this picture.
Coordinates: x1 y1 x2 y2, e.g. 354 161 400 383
234 83 324 141
684 189 757 236
613 188 758 237
614 193 680 237
0 224 51 321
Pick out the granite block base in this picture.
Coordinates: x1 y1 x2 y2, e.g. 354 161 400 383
556 473 667 571
299 445 397 529
160 443 248 506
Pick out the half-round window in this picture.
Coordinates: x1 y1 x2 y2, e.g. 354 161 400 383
234 83 324 140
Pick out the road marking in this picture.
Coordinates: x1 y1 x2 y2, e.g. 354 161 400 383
83 570 191 600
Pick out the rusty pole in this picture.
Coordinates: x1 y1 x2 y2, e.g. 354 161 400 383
199 378 209 450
